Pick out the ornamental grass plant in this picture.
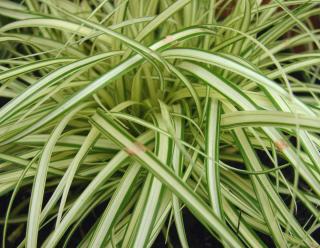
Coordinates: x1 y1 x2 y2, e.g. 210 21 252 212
0 0 320 247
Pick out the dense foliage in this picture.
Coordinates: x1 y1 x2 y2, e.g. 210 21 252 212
0 0 320 247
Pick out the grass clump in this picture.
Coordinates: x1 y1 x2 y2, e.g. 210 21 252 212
0 0 320 247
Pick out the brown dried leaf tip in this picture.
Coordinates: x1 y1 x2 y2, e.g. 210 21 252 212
274 140 289 151
124 142 148 156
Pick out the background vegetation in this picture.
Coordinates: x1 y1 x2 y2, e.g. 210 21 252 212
0 0 320 247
